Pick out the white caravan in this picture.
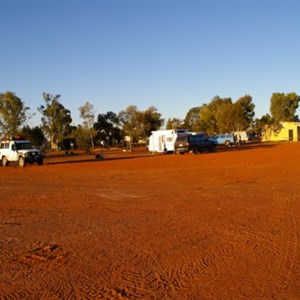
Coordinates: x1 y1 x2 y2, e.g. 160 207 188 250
148 129 188 153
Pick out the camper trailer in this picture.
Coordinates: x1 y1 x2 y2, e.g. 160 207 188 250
148 129 188 153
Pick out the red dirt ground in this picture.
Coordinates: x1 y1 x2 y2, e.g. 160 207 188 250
0 143 299 299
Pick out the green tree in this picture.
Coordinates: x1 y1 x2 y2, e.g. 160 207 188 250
38 93 72 150
166 117 184 130
270 92 300 122
251 114 276 139
0 91 29 137
197 104 213 133
256 113 284 141
219 95 255 132
185 95 254 135
71 125 91 152
118 105 164 142
136 106 164 138
183 107 201 131
198 96 232 134
118 105 139 141
79 101 97 150
20 125 46 148
94 111 121 146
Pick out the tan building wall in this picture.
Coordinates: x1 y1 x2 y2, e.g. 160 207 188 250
262 122 300 142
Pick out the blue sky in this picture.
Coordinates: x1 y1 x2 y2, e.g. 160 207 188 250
1 0 299 127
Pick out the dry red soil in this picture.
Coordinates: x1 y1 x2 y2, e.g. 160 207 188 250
0 143 299 299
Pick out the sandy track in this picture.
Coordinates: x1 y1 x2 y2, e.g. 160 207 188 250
0 143 299 299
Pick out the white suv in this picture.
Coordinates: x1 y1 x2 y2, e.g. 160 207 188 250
0 138 43 167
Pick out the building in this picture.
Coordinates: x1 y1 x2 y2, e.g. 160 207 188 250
262 122 300 142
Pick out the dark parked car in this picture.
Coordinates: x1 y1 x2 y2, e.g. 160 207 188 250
175 133 217 154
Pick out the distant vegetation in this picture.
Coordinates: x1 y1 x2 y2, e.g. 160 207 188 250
0 91 299 151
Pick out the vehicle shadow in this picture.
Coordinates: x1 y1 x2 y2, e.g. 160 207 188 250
43 143 282 165
215 142 280 153
44 153 154 165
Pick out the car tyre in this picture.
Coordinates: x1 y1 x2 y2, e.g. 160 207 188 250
19 156 25 168
2 156 8 167
192 147 199 154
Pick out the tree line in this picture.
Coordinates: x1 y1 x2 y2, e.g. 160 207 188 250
0 91 299 151
166 93 300 136
0 92 164 150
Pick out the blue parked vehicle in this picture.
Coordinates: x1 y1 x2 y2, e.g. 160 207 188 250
175 133 217 154
212 133 235 147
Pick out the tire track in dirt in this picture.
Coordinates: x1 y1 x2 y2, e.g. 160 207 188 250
2 209 267 299
219 190 299 299
108 255 188 299
61 192 157 298
0 243 72 299
56 222 194 299
37 275 77 300
276 192 299 298
1 144 299 299
108 234 224 299
63 239 157 298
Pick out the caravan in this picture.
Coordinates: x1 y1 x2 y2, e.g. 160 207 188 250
148 129 188 153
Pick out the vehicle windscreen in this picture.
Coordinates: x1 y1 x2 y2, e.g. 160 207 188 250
16 142 33 150
176 136 187 142
188 134 208 142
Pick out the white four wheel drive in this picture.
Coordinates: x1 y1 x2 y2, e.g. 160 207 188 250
0 138 43 167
